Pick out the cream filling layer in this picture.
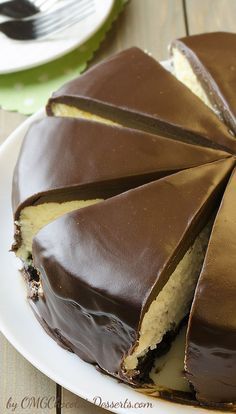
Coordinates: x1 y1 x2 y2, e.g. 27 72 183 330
124 224 211 371
51 103 119 126
16 199 102 260
172 48 214 111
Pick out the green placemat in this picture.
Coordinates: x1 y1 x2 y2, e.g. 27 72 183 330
0 0 127 115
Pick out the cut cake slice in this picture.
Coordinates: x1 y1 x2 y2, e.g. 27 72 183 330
28 158 235 383
185 167 236 405
46 47 236 153
171 32 236 136
12 117 228 260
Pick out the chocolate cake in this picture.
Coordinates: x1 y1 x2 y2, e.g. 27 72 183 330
11 39 236 408
27 158 234 383
46 47 236 153
185 167 236 404
171 32 236 136
12 116 228 261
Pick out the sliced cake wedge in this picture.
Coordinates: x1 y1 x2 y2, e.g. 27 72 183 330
28 157 235 384
46 47 236 153
185 167 236 405
12 117 229 261
171 32 236 136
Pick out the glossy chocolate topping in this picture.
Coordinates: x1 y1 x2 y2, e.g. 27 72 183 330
31 158 235 381
46 47 236 153
172 32 236 136
12 116 229 220
185 167 236 404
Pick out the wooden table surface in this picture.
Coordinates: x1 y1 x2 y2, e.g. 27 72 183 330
0 1 235 413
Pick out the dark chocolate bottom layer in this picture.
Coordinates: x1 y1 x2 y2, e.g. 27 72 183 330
136 329 181 384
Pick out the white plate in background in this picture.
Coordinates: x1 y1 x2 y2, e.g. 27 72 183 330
0 0 114 73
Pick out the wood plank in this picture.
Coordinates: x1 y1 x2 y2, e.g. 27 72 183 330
186 0 236 34
0 334 56 414
92 0 186 63
62 389 110 414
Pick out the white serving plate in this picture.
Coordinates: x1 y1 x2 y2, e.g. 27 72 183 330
0 88 223 414
0 0 114 73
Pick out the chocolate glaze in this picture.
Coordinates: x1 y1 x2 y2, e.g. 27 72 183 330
172 32 236 135
12 116 229 220
46 47 236 153
31 158 235 383
185 167 236 405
